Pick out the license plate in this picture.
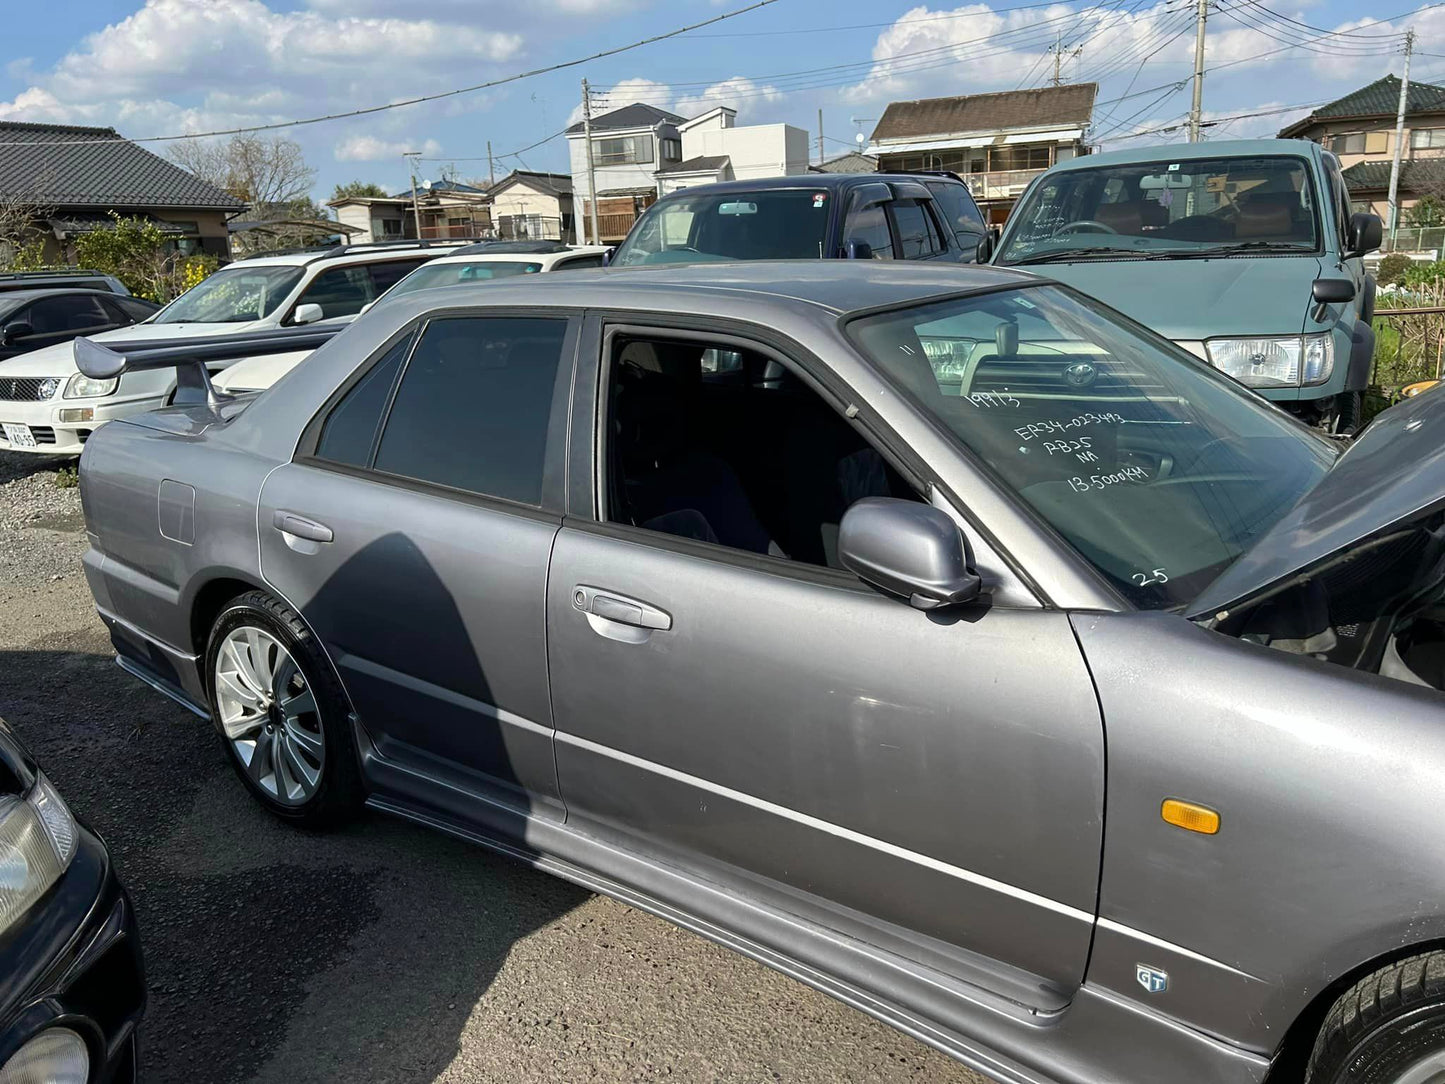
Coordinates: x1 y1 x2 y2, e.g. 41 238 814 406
2 423 35 448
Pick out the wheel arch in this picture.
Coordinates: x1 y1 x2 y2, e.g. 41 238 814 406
1267 936 1445 1083
188 574 269 658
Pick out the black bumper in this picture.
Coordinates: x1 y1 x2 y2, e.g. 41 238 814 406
0 824 145 1082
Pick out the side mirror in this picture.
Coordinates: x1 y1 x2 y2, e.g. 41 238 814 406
602 247 615 267
839 497 982 611
975 232 994 263
1 321 33 344
1312 278 1356 304
1346 212 1383 257
292 302 325 326
844 239 874 260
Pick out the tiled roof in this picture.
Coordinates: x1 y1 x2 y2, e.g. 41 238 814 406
656 154 730 176
871 83 1096 142
388 178 490 199
810 151 879 173
490 170 572 197
566 102 685 135
1280 76 1445 135
1341 158 1445 192
0 121 245 210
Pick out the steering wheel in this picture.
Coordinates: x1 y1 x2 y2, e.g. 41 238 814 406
1056 220 1118 236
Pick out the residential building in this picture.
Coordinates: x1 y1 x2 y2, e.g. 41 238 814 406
811 149 879 174
566 103 686 242
328 179 492 243
867 83 1097 224
487 170 575 242
0 120 244 261
653 107 811 195
1279 75 1445 224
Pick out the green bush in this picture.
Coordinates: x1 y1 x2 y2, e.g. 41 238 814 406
1377 253 1413 286
1402 259 1445 289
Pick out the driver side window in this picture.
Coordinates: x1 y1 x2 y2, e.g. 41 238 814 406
842 204 894 259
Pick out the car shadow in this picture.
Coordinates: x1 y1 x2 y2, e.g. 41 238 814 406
0 530 587 1083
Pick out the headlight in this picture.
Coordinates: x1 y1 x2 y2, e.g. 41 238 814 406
1204 333 1334 388
0 1028 88 1084
63 373 118 399
0 774 77 936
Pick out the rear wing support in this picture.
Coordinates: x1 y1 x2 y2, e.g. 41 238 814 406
74 325 345 411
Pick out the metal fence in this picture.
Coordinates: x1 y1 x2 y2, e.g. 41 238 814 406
1380 227 1445 255
495 215 563 242
1371 303 1445 393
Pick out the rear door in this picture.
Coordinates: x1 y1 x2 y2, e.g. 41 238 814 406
925 180 989 262
259 309 579 821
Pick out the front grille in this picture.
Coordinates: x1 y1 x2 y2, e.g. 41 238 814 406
0 377 58 401
31 426 54 444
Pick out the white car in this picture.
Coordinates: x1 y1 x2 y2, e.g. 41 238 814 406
212 243 610 393
0 240 467 455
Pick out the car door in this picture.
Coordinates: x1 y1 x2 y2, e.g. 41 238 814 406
544 316 1105 1000
889 197 953 262
258 310 579 821
9 294 118 354
925 180 989 262
838 181 898 259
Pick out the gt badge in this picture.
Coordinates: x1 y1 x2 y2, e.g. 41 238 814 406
1136 965 1169 994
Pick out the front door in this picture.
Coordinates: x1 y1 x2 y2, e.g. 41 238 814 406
259 312 578 819
545 320 1105 998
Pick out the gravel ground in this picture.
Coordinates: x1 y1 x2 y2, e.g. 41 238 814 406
0 449 990 1084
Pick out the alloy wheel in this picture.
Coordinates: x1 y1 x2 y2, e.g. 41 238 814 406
214 626 325 805
1392 1053 1445 1084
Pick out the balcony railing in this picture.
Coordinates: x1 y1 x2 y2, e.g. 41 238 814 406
417 223 490 240
963 168 1046 202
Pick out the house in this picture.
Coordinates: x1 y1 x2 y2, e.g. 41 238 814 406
487 170 574 242
867 83 1097 224
810 150 879 174
1279 75 1445 224
566 103 686 243
653 107 811 195
0 120 244 261
328 178 492 243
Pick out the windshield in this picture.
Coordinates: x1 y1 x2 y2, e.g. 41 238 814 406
613 189 832 265
996 155 1319 264
386 260 543 300
847 284 1335 608
155 265 305 324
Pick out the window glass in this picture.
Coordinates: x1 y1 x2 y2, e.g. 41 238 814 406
997 154 1319 263
155 265 304 324
555 254 605 270
892 200 944 258
841 203 894 259
385 261 544 301
296 266 376 321
613 189 833 265
27 294 109 333
111 296 158 321
925 181 986 239
374 317 568 503
847 285 1334 609
315 335 411 467
595 136 653 166
1412 128 1445 149
368 258 429 296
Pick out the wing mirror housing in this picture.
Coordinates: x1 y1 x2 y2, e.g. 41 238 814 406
1312 278 1356 304
839 497 982 611
1346 212 1383 257
292 302 325 326
1 321 33 345
602 247 615 267
975 232 995 263
844 239 874 260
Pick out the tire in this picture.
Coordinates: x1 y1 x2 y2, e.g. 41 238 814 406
1306 951 1445 1083
204 589 364 827
1331 390 1363 437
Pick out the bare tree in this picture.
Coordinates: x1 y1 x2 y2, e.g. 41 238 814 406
0 179 56 269
170 134 316 212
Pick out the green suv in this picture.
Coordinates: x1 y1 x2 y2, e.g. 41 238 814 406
992 138 1382 432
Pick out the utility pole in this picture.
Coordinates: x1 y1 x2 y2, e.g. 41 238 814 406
1049 30 1082 87
1388 29 1416 243
487 140 495 188
581 78 600 246
403 151 423 240
1188 0 1209 141
817 108 824 166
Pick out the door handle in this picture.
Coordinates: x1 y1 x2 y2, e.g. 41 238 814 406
573 586 671 630
272 510 333 543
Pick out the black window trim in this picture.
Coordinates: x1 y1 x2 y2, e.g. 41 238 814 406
296 303 582 515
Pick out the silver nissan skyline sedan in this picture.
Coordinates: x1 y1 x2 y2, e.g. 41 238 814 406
72 262 1445 1084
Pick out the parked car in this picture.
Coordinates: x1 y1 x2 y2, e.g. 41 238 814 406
0 269 131 296
0 713 143 1082
610 173 991 266
74 260 1445 1084
212 245 610 393
992 139 1382 434
0 289 158 363
0 240 467 454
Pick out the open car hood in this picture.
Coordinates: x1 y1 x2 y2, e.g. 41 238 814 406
1187 389 1445 620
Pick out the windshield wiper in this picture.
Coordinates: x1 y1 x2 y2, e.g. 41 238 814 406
1008 248 1137 265
1161 240 1313 259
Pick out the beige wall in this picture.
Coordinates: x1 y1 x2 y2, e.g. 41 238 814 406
1296 114 1445 169
491 181 564 220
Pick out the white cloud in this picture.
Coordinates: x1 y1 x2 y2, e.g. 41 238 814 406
334 135 442 162
569 75 785 126
676 77 784 117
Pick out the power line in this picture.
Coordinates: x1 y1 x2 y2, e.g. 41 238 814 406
0 0 782 148
1104 97 1333 140
687 0 1082 37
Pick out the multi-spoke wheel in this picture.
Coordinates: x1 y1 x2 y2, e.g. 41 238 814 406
1307 951 1445 1084
205 590 363 825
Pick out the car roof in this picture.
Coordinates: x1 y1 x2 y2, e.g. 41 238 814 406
0 288 129 302
425 245 611 267
1044 138 1320 172
233 242 473 269
384 260 1036 322
648 172 962 199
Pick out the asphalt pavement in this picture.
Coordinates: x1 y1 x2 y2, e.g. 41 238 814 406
0 450 990 1083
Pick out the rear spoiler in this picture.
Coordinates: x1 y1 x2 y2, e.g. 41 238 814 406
74 325 344 409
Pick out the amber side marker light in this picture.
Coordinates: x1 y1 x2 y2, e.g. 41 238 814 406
1161 799 1220 835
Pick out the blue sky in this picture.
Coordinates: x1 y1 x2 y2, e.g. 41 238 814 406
1 0 1437 200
